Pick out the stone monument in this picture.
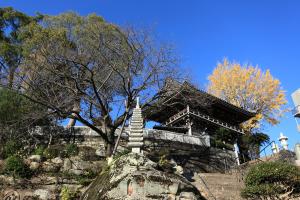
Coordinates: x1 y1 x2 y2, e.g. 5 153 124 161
128 97 144 154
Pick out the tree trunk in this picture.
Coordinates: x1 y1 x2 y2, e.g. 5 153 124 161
106 142 114 157
67 100 81 127
104 128 115 157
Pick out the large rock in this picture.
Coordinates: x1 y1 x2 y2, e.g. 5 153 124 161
29 161 41 170
69 169 84 175
81 153 204 200
42 161 60 172
62 156 104 174
28 155 42 163
51 157 63 165
63 158 72 171
33 189 50 200
0 175 15 185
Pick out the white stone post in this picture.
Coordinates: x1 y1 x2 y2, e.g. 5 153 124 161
128 97 144 154
186 105 193 136
234 143 240 166
278 132 288 150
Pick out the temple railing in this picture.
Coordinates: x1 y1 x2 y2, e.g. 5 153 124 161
164 108 189 126
164 107 245 134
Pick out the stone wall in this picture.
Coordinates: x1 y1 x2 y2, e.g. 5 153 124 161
30 126 236 173
0 153 106 199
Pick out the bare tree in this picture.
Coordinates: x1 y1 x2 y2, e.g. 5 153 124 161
7 12 180 157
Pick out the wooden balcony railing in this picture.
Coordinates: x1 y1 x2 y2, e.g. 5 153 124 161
164 107 245 134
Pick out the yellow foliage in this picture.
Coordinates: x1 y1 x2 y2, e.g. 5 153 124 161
207 58 287 131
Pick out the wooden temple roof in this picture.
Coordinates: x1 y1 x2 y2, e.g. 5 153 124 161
144 80 256 125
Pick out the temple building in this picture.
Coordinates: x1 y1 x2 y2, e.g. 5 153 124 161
145 79 255 142
141 80 256 172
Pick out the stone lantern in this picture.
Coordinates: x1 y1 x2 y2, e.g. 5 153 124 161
278 132 288 150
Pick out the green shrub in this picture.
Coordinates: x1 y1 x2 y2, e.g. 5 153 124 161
114 149 130 160
158 154 175 173
241 161 300 199
4 155 32 178
33 146 45 156
84 169 98 179
65 143 79 157
43 147 60 159
60 186 78 200
62 169 98 187
43 144 77 159
3 140 22 158
78 146 98 161
78 178 92 186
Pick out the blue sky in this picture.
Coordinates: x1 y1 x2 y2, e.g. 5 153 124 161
1 0 300 152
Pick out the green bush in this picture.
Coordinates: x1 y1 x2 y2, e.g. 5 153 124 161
43 146 60 159
60 186 78 200
77 177 93 186
61 169 97 187
33 146 45 156
3 140 22 158
78 146 98 161
241 161 300 199
65 143 79 157
4 155 32 178
84 169 98 179
43 144 79 159
114 149 130 160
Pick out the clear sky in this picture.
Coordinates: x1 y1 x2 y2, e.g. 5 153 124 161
1 0 300 153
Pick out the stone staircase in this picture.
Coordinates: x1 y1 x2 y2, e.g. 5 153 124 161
192 173 244 200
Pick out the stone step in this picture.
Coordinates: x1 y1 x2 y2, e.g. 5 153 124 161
192 173 243 200
129 132 143 135
130 125 143 129
129 138 143 142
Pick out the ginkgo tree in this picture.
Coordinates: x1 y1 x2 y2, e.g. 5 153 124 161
207 58 287 132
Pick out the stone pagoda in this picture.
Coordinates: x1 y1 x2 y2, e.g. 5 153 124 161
128 97 144 154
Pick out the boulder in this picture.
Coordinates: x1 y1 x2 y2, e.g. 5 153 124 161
28 155 42 163
89 160 105 173
62 156 93 171
78 146 99 161
69 169 84 176
180 192 198 199
81 153 204 200
29 161 40 170
51 157 63 165
95 148 106 157
33 189 50 200
175 165 184 175
72 159 91 170
63 159 72 172
0 175 14 185
42 161 60 172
